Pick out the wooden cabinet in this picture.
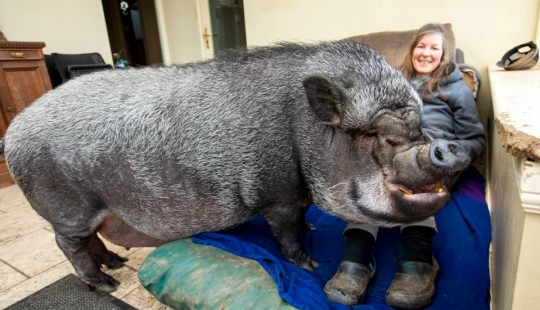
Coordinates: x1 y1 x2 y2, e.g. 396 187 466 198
0 41 52 188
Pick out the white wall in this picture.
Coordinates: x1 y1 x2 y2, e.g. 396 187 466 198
243 0 540 128
0 0 113 65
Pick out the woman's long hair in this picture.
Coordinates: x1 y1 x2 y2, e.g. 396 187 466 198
399 23 453 100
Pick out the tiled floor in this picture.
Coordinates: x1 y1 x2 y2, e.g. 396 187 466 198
0 184 171 309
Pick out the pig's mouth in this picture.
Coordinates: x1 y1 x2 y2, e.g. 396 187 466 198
385 179 448 205
398 179 445 196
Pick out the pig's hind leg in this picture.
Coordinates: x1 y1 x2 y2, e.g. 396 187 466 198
261 202 318 270
32 190 128 292
54 223 128 292
87 233 128 269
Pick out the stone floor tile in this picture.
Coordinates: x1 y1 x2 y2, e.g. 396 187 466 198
0 185 24 207
0 261 75 309
0 260 28 293
0 229 66 277
122 286 173 310
0 204 51 245
0 193 29 214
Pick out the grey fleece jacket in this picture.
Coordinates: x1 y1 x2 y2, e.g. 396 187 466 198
421 63 486 163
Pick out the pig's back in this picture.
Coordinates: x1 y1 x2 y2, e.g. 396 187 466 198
4 53 305 219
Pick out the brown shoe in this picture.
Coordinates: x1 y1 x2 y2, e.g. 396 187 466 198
324 258 376 306
385 257 439 309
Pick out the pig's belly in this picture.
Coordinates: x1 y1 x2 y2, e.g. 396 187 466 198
102 199 258 244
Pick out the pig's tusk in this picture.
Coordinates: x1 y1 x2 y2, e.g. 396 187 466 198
399 187 413 195
433 179 444 193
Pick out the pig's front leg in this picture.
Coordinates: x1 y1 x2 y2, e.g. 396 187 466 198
261 203 318 270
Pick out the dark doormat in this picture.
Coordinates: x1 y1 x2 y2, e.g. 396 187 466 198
5 274 138 310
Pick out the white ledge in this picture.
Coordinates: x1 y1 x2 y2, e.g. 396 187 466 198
489 66 540 161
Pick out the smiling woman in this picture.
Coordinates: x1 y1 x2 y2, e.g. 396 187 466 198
412 32 443 74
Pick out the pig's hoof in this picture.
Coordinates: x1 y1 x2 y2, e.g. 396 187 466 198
95 282 118 293
303 222 316 232
301 263 313 271
82 272 120 293
97 251 128 270
103 252 128 269
297 256 318 271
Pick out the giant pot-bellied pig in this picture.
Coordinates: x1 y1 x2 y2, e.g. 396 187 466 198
2 41 469 292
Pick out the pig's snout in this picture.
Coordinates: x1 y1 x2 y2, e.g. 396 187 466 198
429 139 469 172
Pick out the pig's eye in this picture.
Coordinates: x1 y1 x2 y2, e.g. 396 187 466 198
365 130 377 137
384 136 403 147
384 138 399 146
354 130 377 141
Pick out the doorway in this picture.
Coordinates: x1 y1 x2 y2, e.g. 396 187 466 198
207 0 247 56
101 0 163 66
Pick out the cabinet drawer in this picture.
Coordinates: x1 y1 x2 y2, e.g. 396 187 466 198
0 49 42 61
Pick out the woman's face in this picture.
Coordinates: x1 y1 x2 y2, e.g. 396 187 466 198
412 33 443 75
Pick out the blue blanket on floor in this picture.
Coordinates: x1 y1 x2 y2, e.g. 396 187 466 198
192 167 491 310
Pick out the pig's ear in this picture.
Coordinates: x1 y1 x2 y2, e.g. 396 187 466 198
303 75 344 126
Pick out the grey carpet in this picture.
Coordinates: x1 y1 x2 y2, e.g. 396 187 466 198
5 274 137 310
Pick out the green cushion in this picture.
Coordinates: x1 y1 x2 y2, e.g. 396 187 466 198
138 239 297 310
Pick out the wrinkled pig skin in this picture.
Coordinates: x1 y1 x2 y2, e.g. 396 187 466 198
2 41 469 292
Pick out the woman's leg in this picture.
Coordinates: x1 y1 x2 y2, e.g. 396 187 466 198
385 218 439 309
324 223 378 306
400 217 437 264
343 223 378 267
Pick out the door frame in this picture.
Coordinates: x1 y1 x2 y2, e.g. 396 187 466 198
102 0 164 65
196 0 215 59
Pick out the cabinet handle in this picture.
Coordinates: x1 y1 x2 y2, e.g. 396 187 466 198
11 52 26 58
7 106 15 112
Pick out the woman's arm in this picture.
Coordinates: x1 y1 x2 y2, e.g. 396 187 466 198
450 84 486 162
